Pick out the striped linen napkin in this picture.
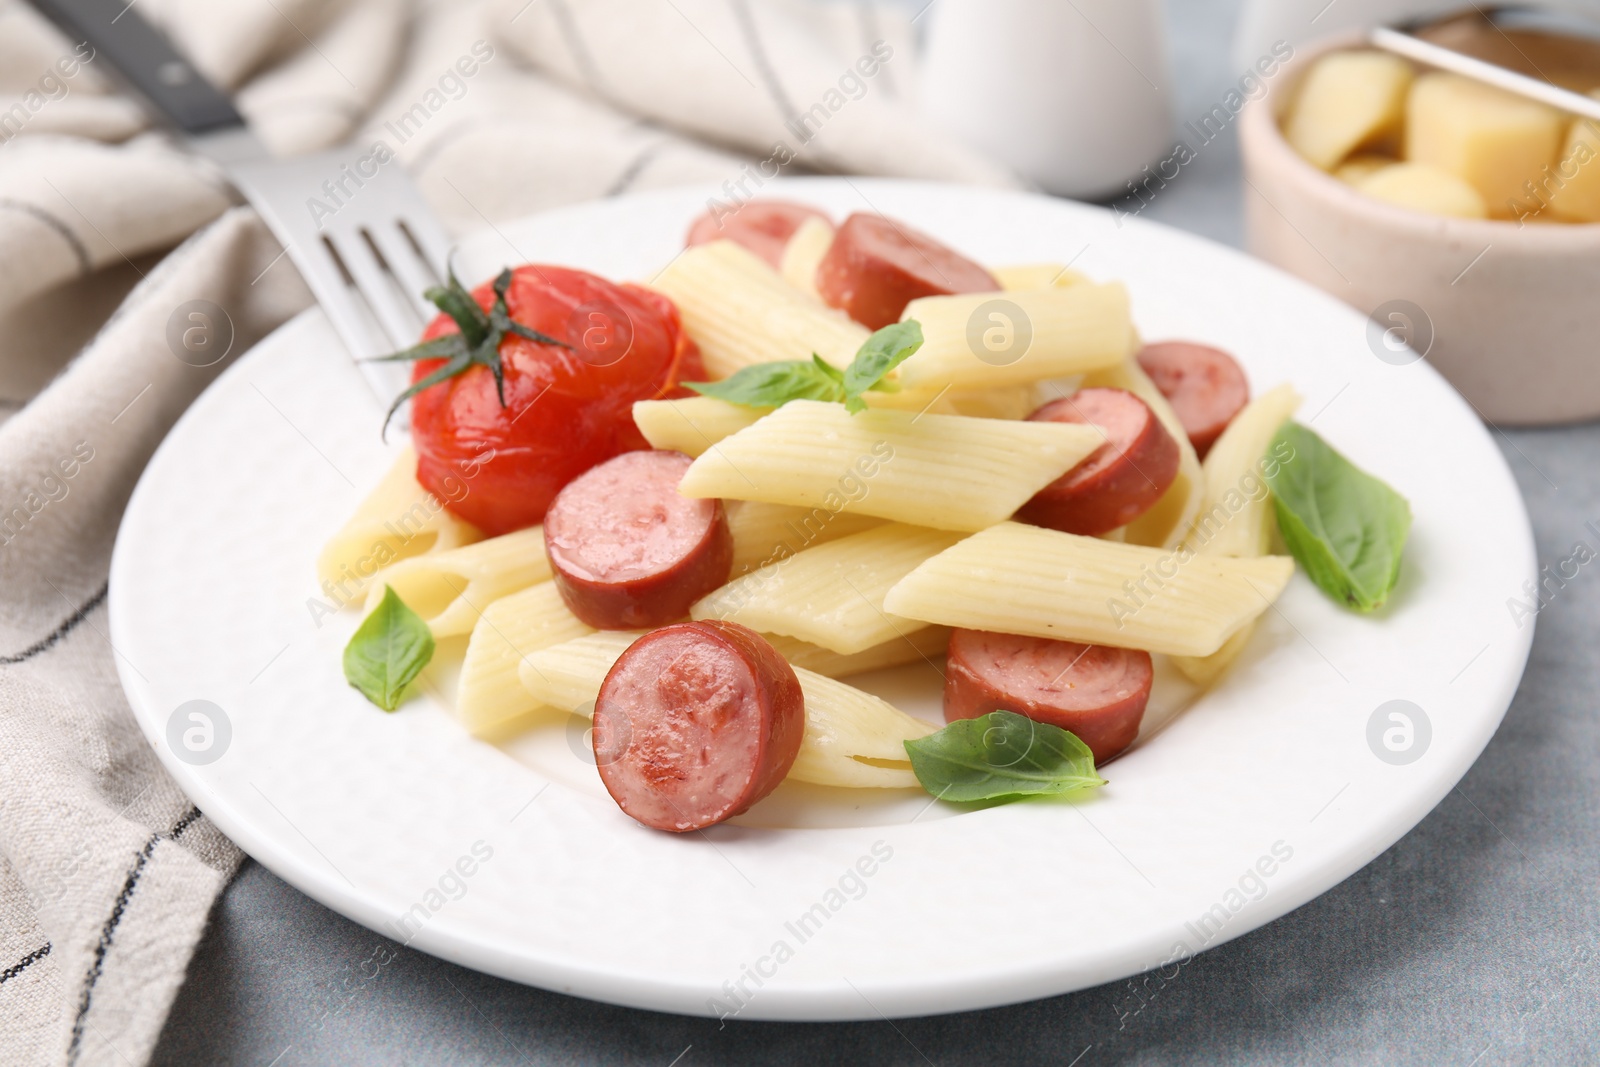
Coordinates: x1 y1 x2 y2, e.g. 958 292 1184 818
0 0 1013 1063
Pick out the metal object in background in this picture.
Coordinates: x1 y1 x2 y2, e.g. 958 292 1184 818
1370 24 1600 120
26 0 454 409
1232 0 1600 72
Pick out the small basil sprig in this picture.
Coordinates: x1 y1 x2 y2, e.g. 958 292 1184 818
904 710 1106 803
343 586 434 711
371 268 571 438
1264 422 1411 613
685 320 923 414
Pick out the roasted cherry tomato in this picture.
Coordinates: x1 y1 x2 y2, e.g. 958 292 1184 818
410 266 701 536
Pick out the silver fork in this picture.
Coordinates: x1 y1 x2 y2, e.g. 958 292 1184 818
28 0 453 410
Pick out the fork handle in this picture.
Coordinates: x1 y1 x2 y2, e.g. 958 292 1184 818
26 0 244 135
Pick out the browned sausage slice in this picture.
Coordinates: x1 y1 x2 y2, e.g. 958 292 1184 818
685 200 830 269
944 630 1152 764
1135 341 1250 460
815 212 999 330
1016 388 1181 536
545 450 733 629
594 620 806 831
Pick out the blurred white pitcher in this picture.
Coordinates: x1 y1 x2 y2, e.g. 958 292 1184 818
920 0 1174 199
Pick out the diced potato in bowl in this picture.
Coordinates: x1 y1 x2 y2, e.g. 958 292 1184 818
1405 73 1564 216
1284 51 1413 170
1546 95 1600 223
1278 43 1599 225
1333 155 1395 184
1354 162 1489 219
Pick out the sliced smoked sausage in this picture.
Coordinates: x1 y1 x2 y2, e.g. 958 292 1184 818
685 200 831 269
815 212 999 330
1135 341 1250 460
545 450 732 629
594 620 806 831
944 630 1152 763
1016 388 1180 536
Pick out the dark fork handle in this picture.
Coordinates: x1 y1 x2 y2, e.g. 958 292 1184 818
26 0 244 135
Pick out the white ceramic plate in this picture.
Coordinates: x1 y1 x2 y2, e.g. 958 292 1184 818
109 179 1535 1020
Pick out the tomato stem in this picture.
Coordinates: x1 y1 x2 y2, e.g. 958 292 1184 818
371 267 570 440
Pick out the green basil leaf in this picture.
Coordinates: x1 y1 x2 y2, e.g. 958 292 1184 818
683 358 845 407
343 585 435 711
842 320 923 414
903 710 1106 803
810 353 845 384
681 321 924 413
1264 421 1412 613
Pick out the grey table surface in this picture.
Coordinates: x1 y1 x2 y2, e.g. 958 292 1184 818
151 1 1600 1064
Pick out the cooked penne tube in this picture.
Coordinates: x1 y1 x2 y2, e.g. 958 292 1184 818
630 388 953 442
1082 358 1204 550
763 626 951 678
648 240 868 377
632 397 767 458
1172 383 1301 683
895 283 1133 390
786 670 934 790
992 263 1090 291
316 446 481 598
457 582 594 734
694 524 965 654
855 388 959 414
882 522 1295 657
779 215 834 300
944 383 1038 421
517 630 640 715
362 529 548 638
678 400 1103 532
727 500 883 576
1171 625 1256 687
1183 383 1302 559
518 631 934 789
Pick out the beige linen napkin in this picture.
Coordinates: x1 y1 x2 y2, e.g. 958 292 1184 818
0 1 1013 1063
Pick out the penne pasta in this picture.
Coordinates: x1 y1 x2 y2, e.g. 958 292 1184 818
648 240 869 377
518 631 934 789
316 446 481 600
895 283 1133 390
631 386 953 443
852 388 960 416
693 524 965 654
457 582 594 734
632 397 767 458
727 500 883 576
785 670 934 790
1081 358 1205 551
763 626 951 678
1171 625 1256 687
678 399 1103 532
1172 383 1301 684
1183 383 1302 560
882 521 1295 658
779 215 834 301
944 384 1038 421
992 263 1091 291
517 630 640 715
362 529 549 638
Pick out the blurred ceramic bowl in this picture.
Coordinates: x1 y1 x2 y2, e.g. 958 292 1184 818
1240 32 1600 425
